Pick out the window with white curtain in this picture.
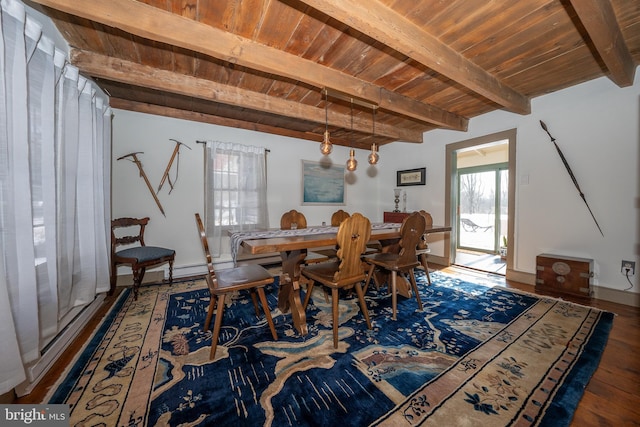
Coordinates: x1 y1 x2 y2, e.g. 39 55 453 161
0 0 111 394
204 141 269 257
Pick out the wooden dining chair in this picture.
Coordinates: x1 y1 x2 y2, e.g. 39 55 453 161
280 209 308 230
362 211 426 320
416 210 433 285
330 209 350 226
110 217 175 300
280 209 328 264
300 213 372 348
195 213 278 360
313 210 351 261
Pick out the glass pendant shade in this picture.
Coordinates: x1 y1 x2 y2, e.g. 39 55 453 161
320 130 332 155
368 142 379 164
346 148 358 171
320 89 333 155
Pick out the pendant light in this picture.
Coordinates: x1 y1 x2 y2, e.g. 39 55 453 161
319 89 333 155
346 148 357 171
346 99 358 171
368 106 379 165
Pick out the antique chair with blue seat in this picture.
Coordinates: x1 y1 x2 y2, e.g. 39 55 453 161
110 217 175 300
195 213 278 360
300 213 373 348
416 210 434 285
362 211 426 320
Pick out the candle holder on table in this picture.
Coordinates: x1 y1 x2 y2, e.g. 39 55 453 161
393 188 401 212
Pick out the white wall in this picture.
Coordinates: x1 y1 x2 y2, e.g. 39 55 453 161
379 71 640 295
112 112 382 271
112 70 639 297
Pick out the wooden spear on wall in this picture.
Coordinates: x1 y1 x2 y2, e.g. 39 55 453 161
539 120 603 236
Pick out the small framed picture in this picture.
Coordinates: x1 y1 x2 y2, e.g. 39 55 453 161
397 167 426 186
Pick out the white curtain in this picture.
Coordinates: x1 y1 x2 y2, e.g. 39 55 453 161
204 141 269 257
0 0 111 393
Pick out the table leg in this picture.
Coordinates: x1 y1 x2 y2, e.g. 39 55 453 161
279 249 308 336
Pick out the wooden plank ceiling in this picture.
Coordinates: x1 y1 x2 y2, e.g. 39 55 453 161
30 0 640 150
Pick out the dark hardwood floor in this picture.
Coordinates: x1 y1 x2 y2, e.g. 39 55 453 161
14 265 640 426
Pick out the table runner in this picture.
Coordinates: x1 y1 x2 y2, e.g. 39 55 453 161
230 223 401 263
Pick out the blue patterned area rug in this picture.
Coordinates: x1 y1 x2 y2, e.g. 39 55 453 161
46 271 613 426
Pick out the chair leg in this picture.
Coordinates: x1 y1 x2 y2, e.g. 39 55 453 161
204 295 216 331
168 260 174 286
132 267 144 300
331 288 339 348
363 264 376 294
372 269 384 291
408 270 423 311
420 253 432 285
390 271 397 320
354 282 372 330
109 263 117 295
256 288 278 341
210 294 226 360
302 281 315 311
249 290 260 316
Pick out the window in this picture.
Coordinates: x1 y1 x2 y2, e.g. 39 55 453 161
204 141 269 256
211 151 242 227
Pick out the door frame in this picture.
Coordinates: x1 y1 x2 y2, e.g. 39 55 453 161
445 129 516 275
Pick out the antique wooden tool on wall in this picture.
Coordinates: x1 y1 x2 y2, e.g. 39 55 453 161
157 139 191 194
117 152 166 216
540 120 603 236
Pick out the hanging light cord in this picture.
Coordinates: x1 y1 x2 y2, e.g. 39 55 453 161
350 99 353 135
325 90 329 134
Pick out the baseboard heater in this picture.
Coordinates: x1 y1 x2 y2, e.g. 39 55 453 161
173 254 282 279
14 293 106 397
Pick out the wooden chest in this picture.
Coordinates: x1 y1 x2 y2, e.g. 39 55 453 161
383 211 409 223
535 253 593 300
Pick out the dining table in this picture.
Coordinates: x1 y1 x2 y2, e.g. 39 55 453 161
230 223 451 336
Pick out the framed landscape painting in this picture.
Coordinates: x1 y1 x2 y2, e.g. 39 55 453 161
301 160 345 205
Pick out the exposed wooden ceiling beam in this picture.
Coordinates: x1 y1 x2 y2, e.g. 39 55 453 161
110 99 352 146
31 0 468 131
71 49 423 143
297 0 531 115
568 0 635 87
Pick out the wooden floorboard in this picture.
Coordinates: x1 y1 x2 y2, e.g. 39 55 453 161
13 266 640 427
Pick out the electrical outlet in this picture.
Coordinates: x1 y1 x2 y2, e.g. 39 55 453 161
621 260 636 276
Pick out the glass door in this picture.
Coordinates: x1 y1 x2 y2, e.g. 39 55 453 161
457 163 508 254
